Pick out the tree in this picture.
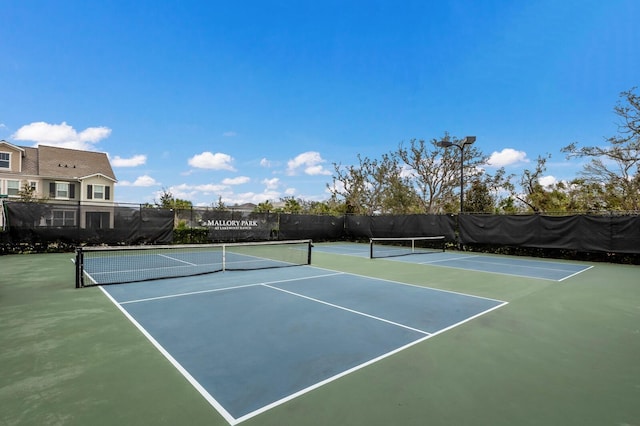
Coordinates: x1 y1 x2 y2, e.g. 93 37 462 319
281 196 302 214
329 153 418 215
155 188 193 228
17 181 39 202
328 155 379 215
376 153 420 214
562 88 640 211
304 199 340 215
156 188 193 210
306 196 348 215
562 179 607 212
254 200 274 213
213 196 227 210
397 137 487 213
511 154 551 213
497 196 519 214
465 167 513 213
15 181 49 227
465 180 495 213
329 161 364 214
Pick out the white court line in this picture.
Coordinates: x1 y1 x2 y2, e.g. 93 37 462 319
418 254 482 264
101 267 509 425
119 282 262 305
117 272 345 304
559 265 594 282
417 261 565 282
233 290 508 425
446 257 589 273
413 255 591 282
99 286 237 425
88 262 214 278
263 283 432 336
234 332 434 424
158 253 197 266
308 265 507 304
334 251 368 257
315 248 368 257
421 254 589 273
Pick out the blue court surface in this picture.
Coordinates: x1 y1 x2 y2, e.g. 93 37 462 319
101 265 506 424
313 243 592 281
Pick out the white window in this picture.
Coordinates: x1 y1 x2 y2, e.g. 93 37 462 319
86 184 110 200
57 183 69 198
7 180 20 196
49 182 75 199
0 152 9 169
93 184 104 200
51 210 76 227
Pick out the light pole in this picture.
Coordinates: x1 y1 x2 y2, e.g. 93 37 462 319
437 136 476 213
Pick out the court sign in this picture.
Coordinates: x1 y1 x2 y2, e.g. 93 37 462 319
196 211 277 241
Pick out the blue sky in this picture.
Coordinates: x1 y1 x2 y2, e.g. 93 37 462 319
1 0 638 206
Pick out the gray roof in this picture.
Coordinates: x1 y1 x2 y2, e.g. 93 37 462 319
0 140 116 181
31 145 116 181
20 146 39 176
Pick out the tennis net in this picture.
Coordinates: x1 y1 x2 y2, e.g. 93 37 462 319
369 236 445 259
75 239 313 287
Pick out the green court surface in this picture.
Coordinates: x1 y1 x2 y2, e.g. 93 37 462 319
1 248 639 426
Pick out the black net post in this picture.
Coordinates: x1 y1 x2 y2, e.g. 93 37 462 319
75 247 84 288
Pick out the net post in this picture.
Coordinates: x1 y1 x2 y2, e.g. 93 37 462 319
75 247 84 288
369 238 374 259
307 240 312 265
222 244 226 272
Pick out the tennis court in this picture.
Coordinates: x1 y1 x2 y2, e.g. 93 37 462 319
75 240 506 423
102 265 505 424
313 241 592 281
2 242 639 426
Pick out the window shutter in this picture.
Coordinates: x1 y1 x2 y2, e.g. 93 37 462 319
49 182 55 198
69 184 75 199
87 184 92 200
105 186 111 200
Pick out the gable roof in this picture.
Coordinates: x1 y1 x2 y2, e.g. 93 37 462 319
36 145 116 181
0 140 25 153
0 141 117 181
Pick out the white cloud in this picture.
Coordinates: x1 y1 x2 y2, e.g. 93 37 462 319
224 190 282 205
486 148 529 167
539 175 558 187
287 151 331 176
117 175 159 187
222 131 237 137
285 187 296 195
160 184 198 200
110 154 147 167
305 164 332 176
12 121 111 150
157 183 228 201
193 183 228 192
262 178 280 189
222 176 250 185
328 180 345 194
188 152 236 171
260 158 273 167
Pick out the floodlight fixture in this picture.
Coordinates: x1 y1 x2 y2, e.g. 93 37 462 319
437 136 478 213
462 136 477 146
436 140 454 148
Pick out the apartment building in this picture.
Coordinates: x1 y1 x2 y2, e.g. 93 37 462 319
0 140 117 229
